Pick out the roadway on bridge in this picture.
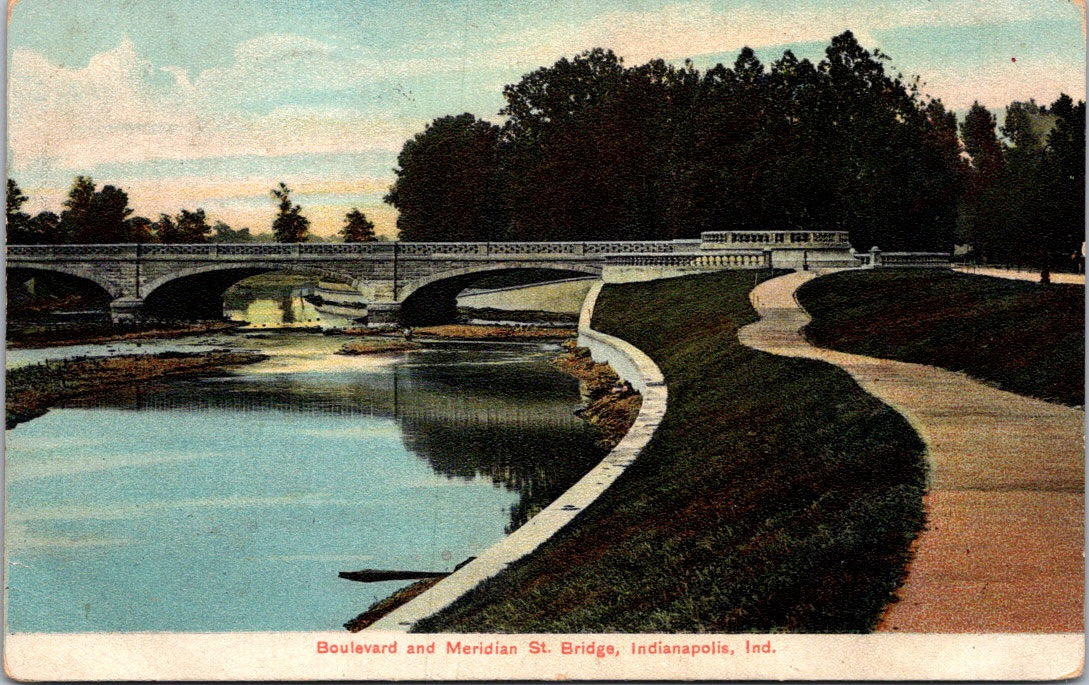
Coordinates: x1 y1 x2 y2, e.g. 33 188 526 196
739 270 1084 632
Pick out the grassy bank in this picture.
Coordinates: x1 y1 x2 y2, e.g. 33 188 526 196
6 350 267 428
415 271 926 633
796 270 1084 406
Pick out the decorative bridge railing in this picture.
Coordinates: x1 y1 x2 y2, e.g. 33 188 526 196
7 241 692 260
854 250 952 268
701 230 851 248
605 251 770 268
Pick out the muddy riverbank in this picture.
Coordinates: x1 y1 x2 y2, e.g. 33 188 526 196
7 321 244 349
551 340 642 450
6 350 268 428
358 324 576 342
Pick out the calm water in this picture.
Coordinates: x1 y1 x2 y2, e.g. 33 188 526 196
5 304 603 633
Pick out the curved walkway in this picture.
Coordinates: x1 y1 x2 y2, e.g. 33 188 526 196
738 270 1084 632
953 265 1085 285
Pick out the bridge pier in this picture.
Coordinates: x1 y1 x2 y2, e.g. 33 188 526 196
109 298 146 323
366 302 402 327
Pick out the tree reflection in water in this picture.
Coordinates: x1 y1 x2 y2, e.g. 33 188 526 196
63 342 606 533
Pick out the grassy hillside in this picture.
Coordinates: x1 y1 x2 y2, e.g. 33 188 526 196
416 271 926 633
797 270 1084 406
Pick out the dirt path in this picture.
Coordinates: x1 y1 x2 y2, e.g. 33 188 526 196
738 270 1084 632
953 265 1085 285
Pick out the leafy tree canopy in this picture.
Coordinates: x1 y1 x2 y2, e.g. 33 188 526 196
340 208 377 242
270 182 310 243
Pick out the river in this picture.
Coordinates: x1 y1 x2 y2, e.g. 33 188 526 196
5 293 603 633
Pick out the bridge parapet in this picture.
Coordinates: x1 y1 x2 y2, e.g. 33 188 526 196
700 230 851 249
603 250 771 283
854 248 952 269
8 241 688 260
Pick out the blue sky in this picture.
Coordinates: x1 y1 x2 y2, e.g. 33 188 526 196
7 0 1086 237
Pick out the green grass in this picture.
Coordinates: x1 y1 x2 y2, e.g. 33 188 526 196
797 270 1084 407
415 271 926 633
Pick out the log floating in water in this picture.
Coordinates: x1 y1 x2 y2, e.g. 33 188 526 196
339 558 476 583
338 569 449 583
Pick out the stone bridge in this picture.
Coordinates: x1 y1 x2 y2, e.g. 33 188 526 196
7 231 943 325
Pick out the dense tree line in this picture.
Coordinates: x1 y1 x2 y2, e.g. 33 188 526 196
958 95 1085 276
386 31 1084 262
6 178 378 245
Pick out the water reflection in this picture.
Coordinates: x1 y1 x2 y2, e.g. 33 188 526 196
7 337 603 632
223 283 358 329
59 342 604 533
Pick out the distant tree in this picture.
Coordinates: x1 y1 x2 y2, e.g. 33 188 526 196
961 103 1005 177
174 209 213 243
6 179 33 243
340 208 377 242
55 177 149 243
211 221 255 242
1044 93 1086 272
78 184 134 243
385 114 505 241
270 183 310 242
59 176 96 242
125 215 154 243
153 213 180 242
957 103 1007 259
27 211 63 244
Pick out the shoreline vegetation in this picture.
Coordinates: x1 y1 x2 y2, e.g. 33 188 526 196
336 340 423 356
361 324 576 341
7 320 244 349
413 271 927 633
796 270 1085 407
550 340 642 450
5 350 268 429
343 339 641 631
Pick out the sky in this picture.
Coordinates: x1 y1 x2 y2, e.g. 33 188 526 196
6 0 1086 238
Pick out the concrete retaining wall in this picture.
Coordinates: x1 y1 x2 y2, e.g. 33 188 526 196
456 277 596 313
366 281 667 632
576 282 663 392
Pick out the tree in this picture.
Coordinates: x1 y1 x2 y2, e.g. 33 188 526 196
270 183 310 242
211 221 255 242
59 176 96 242
6 179 33 243
340 208 377 242
961 102 1004 177
498 48 670 240
28 211 63 243
808 31 959 251
78 184 134 243
957 103 1007 259
125 215 154 243
55 177 150 243
153 213 180 242
1044 94 1086 273
174 209 212 243
385 114 505 241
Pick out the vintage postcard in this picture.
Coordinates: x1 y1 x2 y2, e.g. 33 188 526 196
3 0 1085 680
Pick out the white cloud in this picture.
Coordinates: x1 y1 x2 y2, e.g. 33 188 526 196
919 56 1086 109
483 0 1081 67
9 35 421 171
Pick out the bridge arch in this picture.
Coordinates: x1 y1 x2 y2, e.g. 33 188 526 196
141 262 358 320
8 264 122 299
397 263 602 325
